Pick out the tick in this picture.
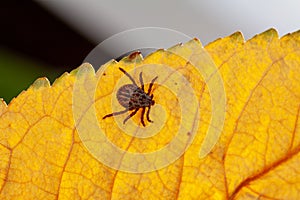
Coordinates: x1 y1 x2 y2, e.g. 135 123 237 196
103 67 158 126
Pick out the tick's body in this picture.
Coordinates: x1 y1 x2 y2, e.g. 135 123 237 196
117 84 153 109
103 67 158 126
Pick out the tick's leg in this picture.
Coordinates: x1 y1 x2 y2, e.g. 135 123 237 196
147 76 158 95
139 72 144 91
103 109 128 119
123 108 139 124
146 106 153 123
141 107 146 127
119 67 138 86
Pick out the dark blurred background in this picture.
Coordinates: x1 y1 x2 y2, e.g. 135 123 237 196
1 0 299 103
0 1 94 102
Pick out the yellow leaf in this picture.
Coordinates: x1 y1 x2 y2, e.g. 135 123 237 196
1 29 300 199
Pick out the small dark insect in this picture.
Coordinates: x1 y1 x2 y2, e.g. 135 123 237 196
103 67 158 126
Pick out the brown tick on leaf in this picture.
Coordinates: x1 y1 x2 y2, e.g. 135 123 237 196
103 67 158 127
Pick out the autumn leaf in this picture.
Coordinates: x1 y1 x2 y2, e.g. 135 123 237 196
1 29 300 199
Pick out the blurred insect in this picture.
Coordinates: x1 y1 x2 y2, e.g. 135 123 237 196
103 67 158 126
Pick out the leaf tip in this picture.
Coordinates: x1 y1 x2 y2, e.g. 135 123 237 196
192 37 201 43
177 38 203 50
52 63 96 86
119 51 143 63
31 77 50 90
0 98 7 114
188 37 203 46
69 62 96 80
71 62 95 75
264 28 279 37
205 32 244 49
252 28 279 41
229 31 245 42
128 51 142 60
